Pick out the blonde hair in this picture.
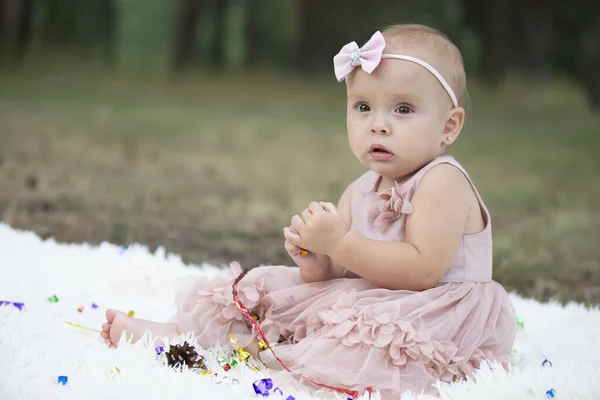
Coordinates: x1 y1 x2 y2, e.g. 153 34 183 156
381 24 469 109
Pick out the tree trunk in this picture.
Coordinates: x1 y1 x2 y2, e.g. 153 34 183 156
210 0 228 69
172 0 203 71
244 0 265 68
1 0 33 60
524 0 553 82
481 0 510 83
41 0 79 48
293 0 329 72
588 2 600 110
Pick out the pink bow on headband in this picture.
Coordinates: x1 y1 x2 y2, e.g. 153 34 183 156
333 30 459 107
333 31 385 82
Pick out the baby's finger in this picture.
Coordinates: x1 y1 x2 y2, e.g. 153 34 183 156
301 208 312 221
291 215 305 232
284 226 301 241
285 239 302 255
319 201 337 213
309 201 324 214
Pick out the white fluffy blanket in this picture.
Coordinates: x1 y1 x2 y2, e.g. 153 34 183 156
0 223 598 400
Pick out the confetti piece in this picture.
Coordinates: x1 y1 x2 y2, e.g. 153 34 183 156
119 246 127 255
251 314 259 321
77 306 84 313
222 364 231 371
127 310 135 317
253 378 273 396
230 359 238 368
542 359 553 367
516 317 524 329
109 367 120 374
274 387 283 395
546 388 556 398
237 348 251 362
286 397 296 400
155 346 164 355
91 303 98 309
301 249 308 257
200 369 212 375
64 321 101 333
57 376 68 385
258 340 269 351
0 301 24 310
48 295 59 303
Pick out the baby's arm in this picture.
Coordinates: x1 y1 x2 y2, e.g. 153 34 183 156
328 182 353 279
328 164 477 291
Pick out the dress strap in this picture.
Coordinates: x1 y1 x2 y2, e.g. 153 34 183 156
410 155 492 233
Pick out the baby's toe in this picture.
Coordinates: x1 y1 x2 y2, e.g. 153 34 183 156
101 322 110 332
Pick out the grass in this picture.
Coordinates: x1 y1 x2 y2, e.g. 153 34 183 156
1 63 599 305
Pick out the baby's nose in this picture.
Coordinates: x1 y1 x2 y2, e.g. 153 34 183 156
370 125 391 135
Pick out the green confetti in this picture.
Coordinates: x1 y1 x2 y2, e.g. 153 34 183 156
47 295 59 303
229 359 238 368
516 317 524 329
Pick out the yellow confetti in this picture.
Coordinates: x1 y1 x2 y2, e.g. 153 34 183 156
127 310 135 317
64 321 101 333
301 249 308 257
109 367 120 374
229 332 239 349
200 369 212 375
237 348 251 362
257 340 269 351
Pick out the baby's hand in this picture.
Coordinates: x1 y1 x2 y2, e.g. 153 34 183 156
284 226 333 283
288 201 348 256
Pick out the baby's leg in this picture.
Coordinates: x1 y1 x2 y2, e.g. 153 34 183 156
101 309 181 348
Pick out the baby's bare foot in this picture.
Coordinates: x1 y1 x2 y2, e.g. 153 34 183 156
101 309 181 347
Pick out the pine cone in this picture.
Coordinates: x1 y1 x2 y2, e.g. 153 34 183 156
165 341 204 369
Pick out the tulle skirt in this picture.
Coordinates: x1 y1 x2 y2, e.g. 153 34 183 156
171 263 517 398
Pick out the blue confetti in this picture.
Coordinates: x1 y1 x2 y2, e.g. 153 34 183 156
546 388 556 398
119 247 127 255
0 301 24 310
253 378 273 396
542 359 553 367
57 376 68 385
155 346 164 355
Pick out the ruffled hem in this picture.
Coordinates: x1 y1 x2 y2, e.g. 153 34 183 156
172 262 264 348
172 265 517 398
316 289 502 383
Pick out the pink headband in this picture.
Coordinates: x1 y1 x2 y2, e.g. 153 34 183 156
333 31 458 107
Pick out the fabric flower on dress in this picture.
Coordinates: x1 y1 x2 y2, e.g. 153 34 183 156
191 262 265 323
318 294 504 384
371 182 414 227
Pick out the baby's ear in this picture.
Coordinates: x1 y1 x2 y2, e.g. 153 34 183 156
442 107 465 140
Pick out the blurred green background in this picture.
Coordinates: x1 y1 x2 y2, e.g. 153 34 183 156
1 0 599 305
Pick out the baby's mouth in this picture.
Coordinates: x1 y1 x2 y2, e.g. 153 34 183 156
369 144 393 155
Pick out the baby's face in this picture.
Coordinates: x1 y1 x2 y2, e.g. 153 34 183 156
345 54 453 180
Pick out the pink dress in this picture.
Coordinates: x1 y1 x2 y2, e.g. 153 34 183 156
172 155 517 398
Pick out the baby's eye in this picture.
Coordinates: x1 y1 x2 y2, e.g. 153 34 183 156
356 103 371 112
395 105 413 114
